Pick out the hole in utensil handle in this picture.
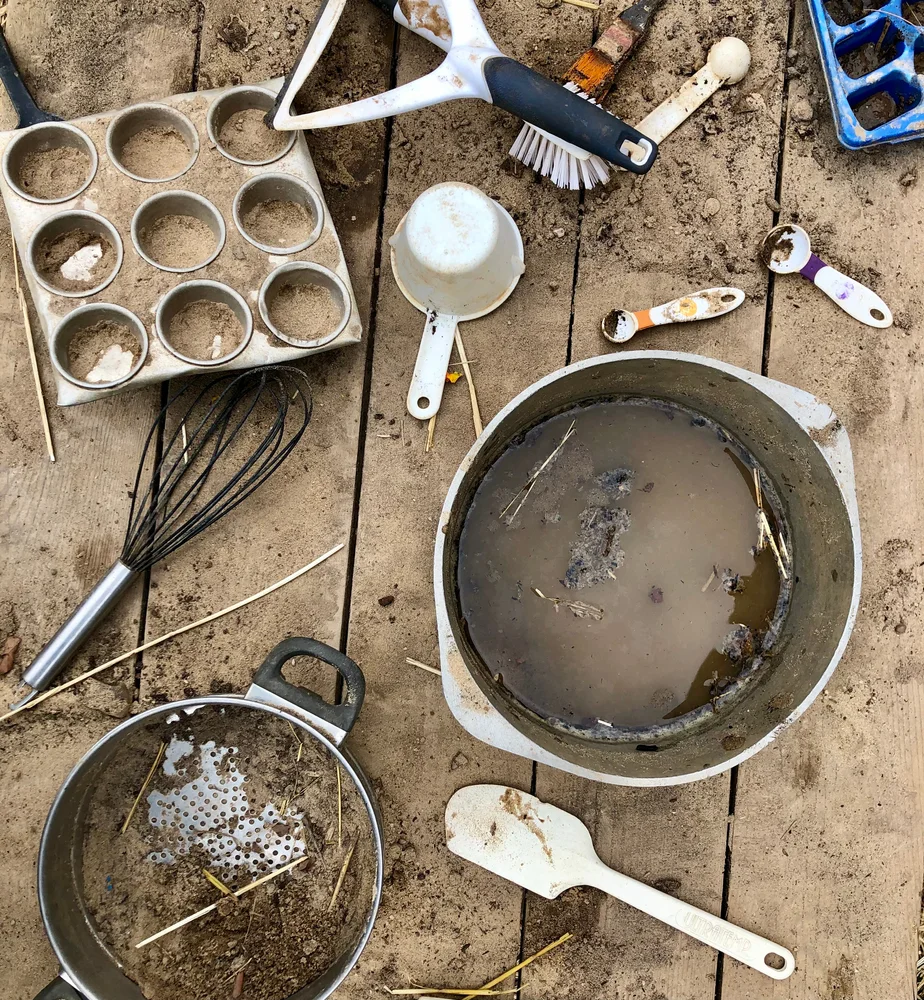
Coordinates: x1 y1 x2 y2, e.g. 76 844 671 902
764 952 787 970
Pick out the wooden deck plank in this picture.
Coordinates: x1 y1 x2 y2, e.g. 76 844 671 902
0 2 199 995
336 2 596 991
136 0 394 705
722 5 924 997
522 3 791 996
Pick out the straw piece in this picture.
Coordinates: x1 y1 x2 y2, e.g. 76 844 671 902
203 868 234 896
426 414 436 453
0 544 345 724
120 741 166 834
135 855 309 948
385 991 519 997
12 236 54 462
459 932 573 1000
759 511 789 580
500 421 576 523
406 657 441 676
336 765 343 849
562 0 599 8
328 840 356 912
454 329 483 438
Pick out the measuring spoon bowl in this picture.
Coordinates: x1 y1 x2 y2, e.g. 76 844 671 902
761 223 812 274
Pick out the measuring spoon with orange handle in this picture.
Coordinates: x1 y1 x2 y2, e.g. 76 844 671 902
601 286 745 344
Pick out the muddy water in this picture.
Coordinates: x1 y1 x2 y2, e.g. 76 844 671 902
456 398 787 729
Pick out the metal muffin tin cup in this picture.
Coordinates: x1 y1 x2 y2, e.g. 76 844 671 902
233 172 324 254
27 209 123 298
131 190 225 273
106 103 199 182
2 121 98 204
207 85 297 166
155 279 253 367
50 303 148 390
259 261 351 349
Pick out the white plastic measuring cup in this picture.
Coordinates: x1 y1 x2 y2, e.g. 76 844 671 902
390 182 525 422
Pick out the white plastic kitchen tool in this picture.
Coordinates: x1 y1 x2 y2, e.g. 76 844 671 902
446 784 797 980
271 0 657 175
390 182 524 422
761 223 892 329
515 35 752 185
601 286 745 344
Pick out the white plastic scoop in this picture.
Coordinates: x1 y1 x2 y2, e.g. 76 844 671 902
761 223 892 328
390 183 524 422
446 784 796 980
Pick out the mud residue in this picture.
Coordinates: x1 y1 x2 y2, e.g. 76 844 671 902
36 228 117 292
267 282 340 343
18 146 91 200
166 300 245 361
67 319 139 382
218 108 289 162
119 125 192 179
500 788 551 860
398 0 451 39
564 505 631 589
760 225 795 268
809 418 842 447
139 215 217 270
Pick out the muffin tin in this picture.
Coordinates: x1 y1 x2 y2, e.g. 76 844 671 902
0 78 362 405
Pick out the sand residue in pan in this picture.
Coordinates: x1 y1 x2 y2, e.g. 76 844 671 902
119 125 192 178
81 705 377 1000
218 108 289 162
67 319 139 383
166 300 245 361
242 199 314 249
267 282 340 343
36 228 118 292
18 146 91 200
139 215 217 270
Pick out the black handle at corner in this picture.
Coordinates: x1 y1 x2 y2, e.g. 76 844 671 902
482 56 657 174
367 0 399 15
252 638 365 738
33 979 84 1000
0 29 58 128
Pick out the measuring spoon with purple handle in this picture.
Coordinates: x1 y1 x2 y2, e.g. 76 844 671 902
761 223 892 329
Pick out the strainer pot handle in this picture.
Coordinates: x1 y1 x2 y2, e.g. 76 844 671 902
32 978 84 1000
250 638 365 744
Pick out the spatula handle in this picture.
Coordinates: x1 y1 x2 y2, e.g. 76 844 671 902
586 863 795 979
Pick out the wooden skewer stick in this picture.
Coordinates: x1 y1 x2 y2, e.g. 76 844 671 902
426 414 436 453
12 237 55 462
0 544 345 724
406 657 441 676
454 329 483 438
135 855 309 948
120 742 166 834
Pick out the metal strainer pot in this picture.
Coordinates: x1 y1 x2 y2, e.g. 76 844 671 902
31 639 383 1000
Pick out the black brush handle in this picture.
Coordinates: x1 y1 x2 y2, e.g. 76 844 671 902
0 28 58 128
619 0 667 34
483 56 657 173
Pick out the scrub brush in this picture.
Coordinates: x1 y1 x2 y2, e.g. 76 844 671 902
509 0 666 189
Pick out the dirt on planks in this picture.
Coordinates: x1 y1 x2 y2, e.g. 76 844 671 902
82 705 378 1000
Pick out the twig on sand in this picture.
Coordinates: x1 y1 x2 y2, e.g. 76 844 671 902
136 855 309 948
457 932 573 1000
426 414 436 453
533 588 603 621
406 657 441 676
120 742 166 834
12 236 54 462
454 329 483 437
0 545 344 724
328 841 356 912
500 421 576 524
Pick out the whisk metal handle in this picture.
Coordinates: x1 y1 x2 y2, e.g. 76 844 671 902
21 561 138 696
249 637 365 746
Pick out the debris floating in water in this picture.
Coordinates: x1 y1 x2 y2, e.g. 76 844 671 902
533 587 604 620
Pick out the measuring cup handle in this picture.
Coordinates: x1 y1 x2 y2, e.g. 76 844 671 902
251 638 365 744
407 312 458 422
32 979 85 1000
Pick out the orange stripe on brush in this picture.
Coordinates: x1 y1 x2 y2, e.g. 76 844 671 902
565 22 639 100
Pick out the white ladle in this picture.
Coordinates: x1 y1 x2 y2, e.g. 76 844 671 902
761 223 892 328
390 183 524 422
446 784 796 980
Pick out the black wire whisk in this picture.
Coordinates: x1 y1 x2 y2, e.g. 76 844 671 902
14 366 312 708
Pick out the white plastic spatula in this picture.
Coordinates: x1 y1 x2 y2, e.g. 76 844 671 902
446 785 796 980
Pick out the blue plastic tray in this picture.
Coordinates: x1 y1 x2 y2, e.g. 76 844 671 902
807 0 924 148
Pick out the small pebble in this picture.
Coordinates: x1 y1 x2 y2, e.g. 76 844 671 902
649 586 664 604
378 595 395 607
552 227 565 238
765 193 782 212
702 198 721 219
790 97 814 123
